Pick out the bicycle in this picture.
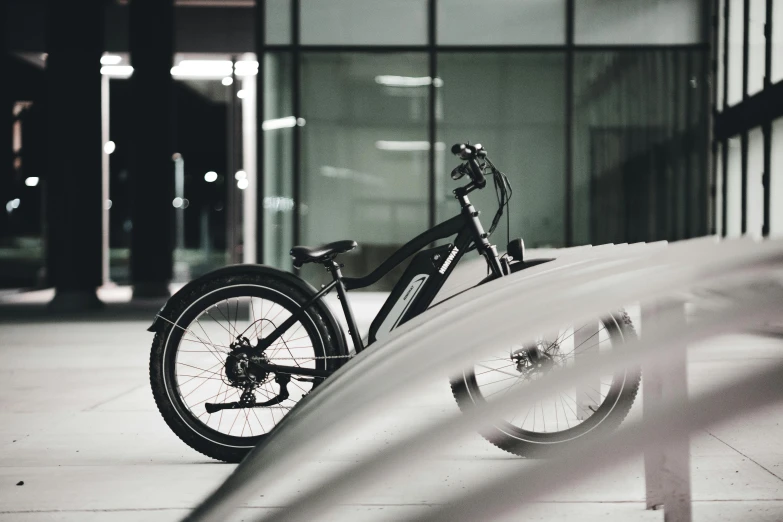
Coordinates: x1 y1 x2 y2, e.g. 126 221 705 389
148 143 641 462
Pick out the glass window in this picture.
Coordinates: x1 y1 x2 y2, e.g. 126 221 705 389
725 136 742 237
263 53 295 269
266 0 291 45
572 50 707 245
774 0 783 83
747 0 766 97
770 118 783 237
300 53 429 289
727 0 744 106
437 0 565 45
170 74 235 279
438 53 566 247
746 127 764 238
1 83 46 289
575 0 703 45
300 0 427 45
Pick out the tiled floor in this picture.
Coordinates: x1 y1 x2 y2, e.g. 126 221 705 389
0 290 782 521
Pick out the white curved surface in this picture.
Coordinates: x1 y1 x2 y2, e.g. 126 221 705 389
183 237 783 522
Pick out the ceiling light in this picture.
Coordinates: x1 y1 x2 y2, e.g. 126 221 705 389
262 116 297 131
171 60 233 78
100 55 122 65
375 141 447 151
375 75 443 88
234 60 259 77
101 65 134 78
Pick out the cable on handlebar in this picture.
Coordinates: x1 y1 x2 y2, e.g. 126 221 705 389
450 143 514 246
484 156 513 244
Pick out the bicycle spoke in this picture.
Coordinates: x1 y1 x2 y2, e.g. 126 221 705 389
476 363 520 379
475 362 517 376
171 290 323 441
470 317 626 436
559 395 571 428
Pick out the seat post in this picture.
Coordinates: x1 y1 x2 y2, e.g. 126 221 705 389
326 261 364 353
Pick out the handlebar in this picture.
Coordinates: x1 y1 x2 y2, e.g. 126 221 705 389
449 141 514 240
450 143 487 188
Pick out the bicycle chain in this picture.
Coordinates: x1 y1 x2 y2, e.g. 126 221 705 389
265 354 355 361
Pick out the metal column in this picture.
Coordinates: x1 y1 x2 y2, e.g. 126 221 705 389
643 299 692 521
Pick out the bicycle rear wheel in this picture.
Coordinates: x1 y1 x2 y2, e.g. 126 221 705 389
149 273 343 462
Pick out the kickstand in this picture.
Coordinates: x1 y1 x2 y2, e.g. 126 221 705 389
257 373 290 407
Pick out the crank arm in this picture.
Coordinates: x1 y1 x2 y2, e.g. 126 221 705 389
257 374 290 407
204 397 287 413
205 375 292 413
205 394 290 413
205 401 241 414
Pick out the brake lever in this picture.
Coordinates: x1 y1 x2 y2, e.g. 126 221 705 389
450 163 469 181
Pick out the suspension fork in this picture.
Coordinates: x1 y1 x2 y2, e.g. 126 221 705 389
456 188 505 278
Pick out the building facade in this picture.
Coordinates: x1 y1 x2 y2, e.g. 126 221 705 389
2 0 716 295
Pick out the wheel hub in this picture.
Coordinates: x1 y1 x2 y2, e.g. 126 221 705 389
511 341 559 378
224 336 268 388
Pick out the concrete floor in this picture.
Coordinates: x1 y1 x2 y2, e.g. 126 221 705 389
1 290 783 521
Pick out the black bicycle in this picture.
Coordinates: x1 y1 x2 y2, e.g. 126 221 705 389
148 143 640 462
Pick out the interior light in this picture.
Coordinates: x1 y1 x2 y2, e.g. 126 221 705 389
171 60 233 78
235 170 247 180
100 55 122 65
172 197 183 208
101 65 134 78
296 118 306 127
375 141 447 151
237 90 247 99
204 171 218 183
234 60 259 77
375 75 443 88
25 177 39 187
262 116 297 131
222 77 233 86
104 141 116 154
105 199 113 210
237 179 249 190
263 196 295 211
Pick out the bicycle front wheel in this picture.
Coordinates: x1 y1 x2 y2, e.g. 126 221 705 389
450 311 640 457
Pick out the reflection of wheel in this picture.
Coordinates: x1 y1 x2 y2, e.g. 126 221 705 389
450 311 640 458
149 273 342 462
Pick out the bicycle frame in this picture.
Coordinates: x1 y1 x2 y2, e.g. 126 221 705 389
249 185 507 380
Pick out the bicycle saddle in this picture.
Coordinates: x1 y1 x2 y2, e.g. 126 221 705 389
290 240 358 268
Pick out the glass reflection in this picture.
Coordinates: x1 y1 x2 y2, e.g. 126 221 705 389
300 53 429 290
438 53 566 248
